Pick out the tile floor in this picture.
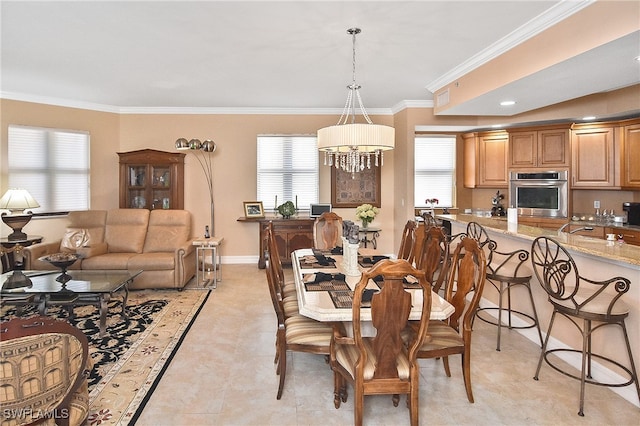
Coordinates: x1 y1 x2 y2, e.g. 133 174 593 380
136 264 640 425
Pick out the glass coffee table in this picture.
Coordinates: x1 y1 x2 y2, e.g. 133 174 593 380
1 269 142 336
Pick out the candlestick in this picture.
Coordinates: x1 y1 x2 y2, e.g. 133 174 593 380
295 195 298 210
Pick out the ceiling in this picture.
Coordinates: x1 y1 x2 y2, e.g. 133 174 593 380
1 1 638 117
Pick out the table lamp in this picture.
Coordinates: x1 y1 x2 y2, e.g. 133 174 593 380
0 189 40 241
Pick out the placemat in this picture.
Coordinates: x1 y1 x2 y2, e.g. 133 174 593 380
328 290 374 309
329 290 355 309
304 279 350 292
358 255 390 268
372 275 422 289
299 255 337 269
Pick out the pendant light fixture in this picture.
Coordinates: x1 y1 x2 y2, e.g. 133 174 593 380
317 28 395 175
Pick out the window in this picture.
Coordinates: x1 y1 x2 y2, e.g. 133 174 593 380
8 125 90 213
414 136 456 208
257 136 318 211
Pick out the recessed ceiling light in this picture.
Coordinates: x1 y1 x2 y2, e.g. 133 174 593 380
582 116 596 121
500 101 516 106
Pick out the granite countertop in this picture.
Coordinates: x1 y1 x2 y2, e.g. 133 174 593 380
437 214 640 268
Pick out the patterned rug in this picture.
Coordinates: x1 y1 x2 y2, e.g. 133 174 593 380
1 288 210 425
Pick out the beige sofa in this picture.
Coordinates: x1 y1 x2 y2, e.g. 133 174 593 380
23 209 196 290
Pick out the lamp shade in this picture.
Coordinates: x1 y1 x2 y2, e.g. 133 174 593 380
317 123 395 152
0 189 40 213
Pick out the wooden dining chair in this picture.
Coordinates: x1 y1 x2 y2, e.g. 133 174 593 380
0 316 92 426
397 220 417 261
264 222 298 316
330 259 432 426
415 225 450 293
313 211 343 250
414 236 487 403
264 224 334 400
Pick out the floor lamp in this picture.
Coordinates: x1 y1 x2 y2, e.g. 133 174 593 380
175 138 217 237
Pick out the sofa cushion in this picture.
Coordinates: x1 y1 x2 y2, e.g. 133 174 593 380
80 252 136 270
104 209 150 254
128 252 175 271
143 210 191 253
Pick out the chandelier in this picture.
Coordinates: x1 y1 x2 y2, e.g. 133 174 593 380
317 28 395 175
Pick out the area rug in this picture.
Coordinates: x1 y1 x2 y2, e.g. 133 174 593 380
1 288 210 425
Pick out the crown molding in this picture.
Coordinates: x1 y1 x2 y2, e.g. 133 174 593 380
1 92 398 116
0 91 121 113
425 0 595 93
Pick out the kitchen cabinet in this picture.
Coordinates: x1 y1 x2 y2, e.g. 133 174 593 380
517 217 567 231
621 121 640 189
118 149 185 210
566 224 605 239
508 126 569 169
570 124 617 188
463 131 508 188
239 217 315 269
606 227 640 247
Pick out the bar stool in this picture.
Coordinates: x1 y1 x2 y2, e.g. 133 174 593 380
530 236 640 416
468 222 543 351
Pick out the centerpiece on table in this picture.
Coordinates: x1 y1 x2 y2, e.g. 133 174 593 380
355 203 379 229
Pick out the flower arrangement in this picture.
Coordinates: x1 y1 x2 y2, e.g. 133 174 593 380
355 203 379 228
425 198 439 206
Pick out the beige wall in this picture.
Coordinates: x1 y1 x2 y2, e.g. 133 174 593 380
2 86 638 261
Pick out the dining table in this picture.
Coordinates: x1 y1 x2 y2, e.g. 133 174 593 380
291 248 455 323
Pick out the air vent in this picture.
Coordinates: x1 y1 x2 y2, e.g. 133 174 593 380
436 89 450 107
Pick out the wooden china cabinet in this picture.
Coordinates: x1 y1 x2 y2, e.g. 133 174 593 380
118 149 185 210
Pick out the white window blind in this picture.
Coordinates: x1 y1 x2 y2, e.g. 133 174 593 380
414 136 456 208
257 136 318 211
8 125 90 213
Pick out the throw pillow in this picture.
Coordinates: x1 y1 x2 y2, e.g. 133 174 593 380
61 228 91 252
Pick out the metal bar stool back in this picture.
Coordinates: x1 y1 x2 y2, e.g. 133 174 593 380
530 236 640 416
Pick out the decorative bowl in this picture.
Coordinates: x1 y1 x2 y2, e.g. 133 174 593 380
39 253 79 284
39 253 79 270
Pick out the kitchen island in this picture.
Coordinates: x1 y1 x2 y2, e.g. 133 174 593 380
438 214 640 407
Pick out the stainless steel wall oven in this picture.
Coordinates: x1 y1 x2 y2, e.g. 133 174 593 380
509 170 568 218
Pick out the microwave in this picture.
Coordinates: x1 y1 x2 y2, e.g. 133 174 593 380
509 171 568 218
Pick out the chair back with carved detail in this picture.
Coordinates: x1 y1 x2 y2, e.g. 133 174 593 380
313 212 343 250
415 225 450 293
0 316 91 426
397 220 417 261
330 259 432 425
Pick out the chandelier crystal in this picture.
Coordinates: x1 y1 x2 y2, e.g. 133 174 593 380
317 28 395 175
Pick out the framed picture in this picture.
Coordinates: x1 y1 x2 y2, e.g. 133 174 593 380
243 201 265 218
331 165 381 208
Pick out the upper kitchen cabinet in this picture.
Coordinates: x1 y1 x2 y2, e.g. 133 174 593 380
508 125 570 170
621 120 640 189
570 123 618 189
463 131 508 188
118 149 185 210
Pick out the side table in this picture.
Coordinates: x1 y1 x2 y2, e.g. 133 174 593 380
193 237 223 288
358 227 381 249
1 235 43 272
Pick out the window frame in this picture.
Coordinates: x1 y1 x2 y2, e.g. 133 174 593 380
257 135 319 212
414 134 456 208
7 124 90 215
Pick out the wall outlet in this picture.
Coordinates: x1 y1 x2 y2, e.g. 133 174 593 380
594 200 600 209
